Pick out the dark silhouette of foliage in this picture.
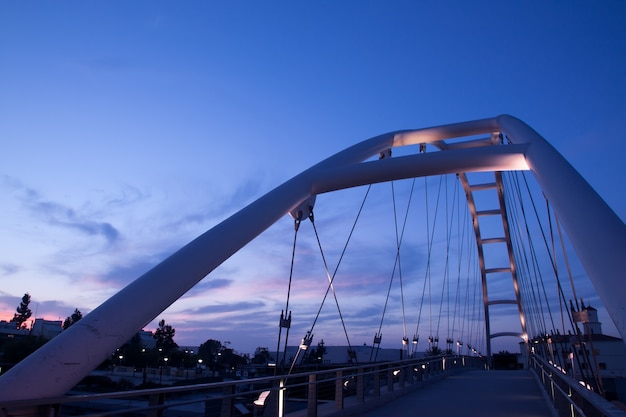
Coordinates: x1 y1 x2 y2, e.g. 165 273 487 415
425 346 443 356
62 308 83 330
218 346 247 370
153 319 177 354
197 339 247 373
11 293 32 329
252 347 272 364
118 333 147 368
492 350 519 370
198 339 222 370
306 340 327 364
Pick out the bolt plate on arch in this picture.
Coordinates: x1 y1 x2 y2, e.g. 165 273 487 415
289 195 316 220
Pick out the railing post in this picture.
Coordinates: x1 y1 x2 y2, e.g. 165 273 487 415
356 369 365 403
568 386 574 417
335 370 344 411
307 374 317 417
387 366 394 392
373 365 381 397
220 385 234 417
148 393 165 417
278 379 285 417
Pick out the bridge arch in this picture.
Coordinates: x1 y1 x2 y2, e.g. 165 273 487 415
0 114 624 400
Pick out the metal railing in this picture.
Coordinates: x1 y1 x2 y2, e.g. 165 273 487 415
0 355 485 417
529 354 626 417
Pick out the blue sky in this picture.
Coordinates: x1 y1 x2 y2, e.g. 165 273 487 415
1 1 624 356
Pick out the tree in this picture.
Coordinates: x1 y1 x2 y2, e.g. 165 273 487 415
153 319 178 354
306 340 327 364
252 347 272 365
493 350 518 370
119 332 147 368
62 308 83 330
219 347 247 371
425 346 443 356
11 293 32 329
198 339 222 370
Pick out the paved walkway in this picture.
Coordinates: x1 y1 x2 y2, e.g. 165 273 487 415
360 370 555 417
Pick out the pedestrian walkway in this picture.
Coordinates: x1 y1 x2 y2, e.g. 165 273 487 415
360 370 555 417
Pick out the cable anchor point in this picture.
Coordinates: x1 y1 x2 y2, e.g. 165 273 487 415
379 149 392 159
289 195 316 228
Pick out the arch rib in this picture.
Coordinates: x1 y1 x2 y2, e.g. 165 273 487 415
0 115 624 401
490 332 525 340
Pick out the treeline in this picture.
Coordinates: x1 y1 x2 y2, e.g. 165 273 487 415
0 293 256 380
0 293 85 366
3 292 83 330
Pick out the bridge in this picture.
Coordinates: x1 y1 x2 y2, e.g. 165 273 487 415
0 115 625 416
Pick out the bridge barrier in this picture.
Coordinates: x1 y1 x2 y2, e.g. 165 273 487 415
529 355 626 417
0 355 485 417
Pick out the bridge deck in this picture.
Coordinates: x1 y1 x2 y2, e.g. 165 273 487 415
359 370 554 417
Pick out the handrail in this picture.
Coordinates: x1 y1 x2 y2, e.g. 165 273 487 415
529 354 626 417
0 355 485 417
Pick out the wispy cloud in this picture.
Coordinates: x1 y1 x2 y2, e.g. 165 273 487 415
187 278 233 294
5 177 120 246
164 175 269 233
100 251 170 286
0 264 19 277
183 300 266 316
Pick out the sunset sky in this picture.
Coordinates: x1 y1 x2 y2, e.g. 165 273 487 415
1 1 625 356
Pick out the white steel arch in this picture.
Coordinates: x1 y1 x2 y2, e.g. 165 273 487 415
0 115 624 401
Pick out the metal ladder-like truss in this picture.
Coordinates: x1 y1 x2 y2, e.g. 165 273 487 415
461 167 526 360
435 133 527 361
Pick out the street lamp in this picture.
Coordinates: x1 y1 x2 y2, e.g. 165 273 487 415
197 358 203 376
159 357 169 384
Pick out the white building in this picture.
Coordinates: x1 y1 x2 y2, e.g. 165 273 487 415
31 319 62 339
568 306 626 377
0 318 63 341
524 305 626 401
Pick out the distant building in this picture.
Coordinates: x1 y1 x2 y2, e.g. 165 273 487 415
569 305 626 400
31 319 62 339
275 344 407 366
137 330 156 350
0 318 63 341
524 305 626 401
0 321 28 341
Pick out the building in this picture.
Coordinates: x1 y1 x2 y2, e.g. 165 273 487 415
31 319 62 339
0 321 29 342
524 305 626 401
0 318 63 341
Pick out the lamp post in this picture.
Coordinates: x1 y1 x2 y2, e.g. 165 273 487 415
159 357 169 384
197 358 203 375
